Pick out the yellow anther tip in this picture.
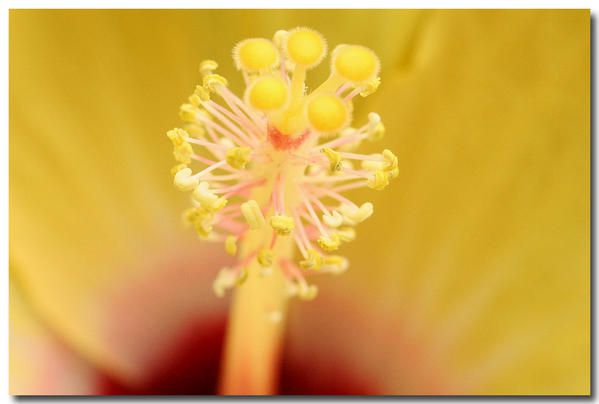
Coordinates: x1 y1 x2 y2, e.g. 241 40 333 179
189 207 215 239
340 202 374 224
225 235 237 256
213 267 244 297
285 27 327 68
270 215 295 236
332 44 380 84
226 146 252 169
321 147 343 172
360 77 381 97
382 149 399 173
368 170 390 190
322 255 349 275
167 128 189 145
300 249 323 270
317 233 341 252
171 163 187 176
336 227 356 243
203 74 228 92
241 200 266 230
193 182 227 212
299 284 318 301
174 167 199 191
173 142 193 165
233 38 279 72
258 249 274 268
179 104 199 122
323 210 343 228
194 85 211 102
236 268 249 286
306 94 351 133
199 60 219 77
246 76 289 111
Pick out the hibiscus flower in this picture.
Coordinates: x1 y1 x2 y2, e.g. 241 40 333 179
9 9 589 395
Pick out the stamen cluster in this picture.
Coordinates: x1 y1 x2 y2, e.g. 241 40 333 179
167 27 398 300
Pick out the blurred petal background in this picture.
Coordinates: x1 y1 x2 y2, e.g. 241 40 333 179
9 9 589 395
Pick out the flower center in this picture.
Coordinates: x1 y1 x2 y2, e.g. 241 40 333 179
267 124 311 151
166 27 399 302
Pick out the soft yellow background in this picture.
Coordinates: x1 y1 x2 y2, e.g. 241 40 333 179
9 10 589 395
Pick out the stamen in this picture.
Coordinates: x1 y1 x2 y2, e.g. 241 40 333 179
225 235 238 256
172 167 198 191
241 200 266 230
270 215 295 236
167 27 398 300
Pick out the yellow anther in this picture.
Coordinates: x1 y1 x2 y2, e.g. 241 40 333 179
213 267 237 297
340 202 374 225
322 210 343 228
368 170 390 190
298 283 318 301
167 128 190 146
183 207 215 239
317 233 341 252
173 142 193 164
246 76 289 111
182 206 200 227
225 235 237 256
361 155 386 172
186 124 206 139
170 163 187 176
335 227 356 243
285 27 327 68
194 85 211 102
382 149 399 178
193 182 228 212
306 94 350 133
322 255 349 275
199 60 218 77
188 93 202 107
270 215 295 236
360 77 381 97
226 146 252 169
240 200 266 230
236 268 249 286
203 74 228 92
193 220 213 239
179 104 200 122
257 249 274 267
367 112 385 141
233 38 279 72
174 167 199 191
299 249 322 270
321 147 343 172
332 44 380 84
209 196 228 212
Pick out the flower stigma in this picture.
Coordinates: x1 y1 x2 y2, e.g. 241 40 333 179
167 27 398 300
